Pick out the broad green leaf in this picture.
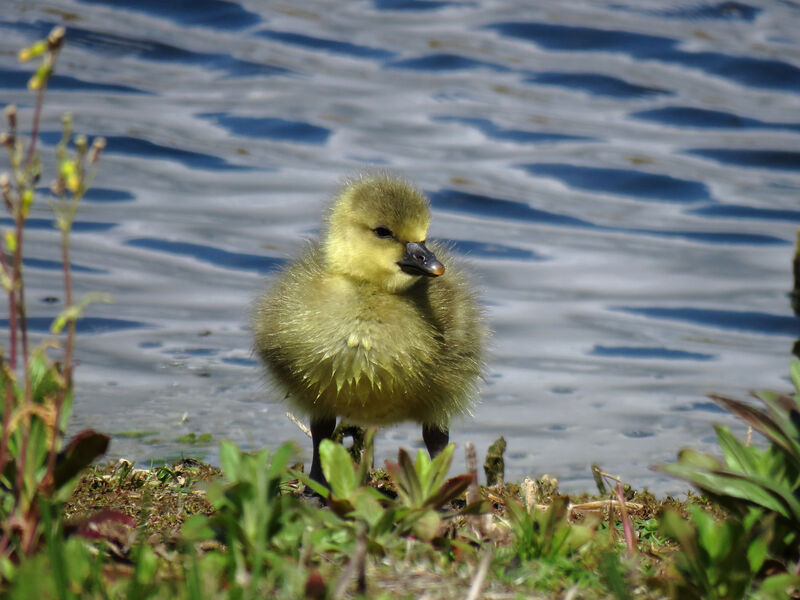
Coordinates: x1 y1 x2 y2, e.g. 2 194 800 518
755 574 800 598
399 448 422 504
414 449 431 491
757 393 800 465
706 519 731 562
716 470 800 522
58 388 74 432
756 390 797 414
372 505 399 536
351 488 385 527
715 425 761 474
219 440 241 481
411 509 441 541
320 439 357 499
716 391 800 472
711 394 792 457
28 352 59 402
294 471 329 499
747 535 768 573
326 496 355 518
389 448 422 507
427 443 455 495
182 514 215 542
791 360 800 393
658 463 799 520
660 509 700 564
598 552 630 600
133 544 158 585
424 474 473 510
676 448 721 471
266 442 293 481
565 521 595 552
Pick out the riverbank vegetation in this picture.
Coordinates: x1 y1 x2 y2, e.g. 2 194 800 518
2 28 800 599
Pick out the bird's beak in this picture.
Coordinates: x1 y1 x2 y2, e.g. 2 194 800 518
398 241 445 277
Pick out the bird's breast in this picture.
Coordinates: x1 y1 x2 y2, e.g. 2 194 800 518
296 289 439 419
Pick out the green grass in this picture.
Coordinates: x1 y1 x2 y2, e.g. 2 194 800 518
18 440 717 600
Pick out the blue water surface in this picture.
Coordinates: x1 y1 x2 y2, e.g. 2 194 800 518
2 0 798 495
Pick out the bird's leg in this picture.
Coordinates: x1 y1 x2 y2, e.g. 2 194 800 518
422 423 449 458
309 416 337 487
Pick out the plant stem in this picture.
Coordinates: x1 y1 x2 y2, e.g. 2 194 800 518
22 66 47 173
43 229 74 491
615 481 635 557
0 374 13 485
14 212 28 369
6 259 17 371
60 225 74 389
9 79 51 508
0 527 9 556
17 59 56 369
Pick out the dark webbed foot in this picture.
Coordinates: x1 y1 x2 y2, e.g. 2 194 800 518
422 423 449 458
309 416 337 488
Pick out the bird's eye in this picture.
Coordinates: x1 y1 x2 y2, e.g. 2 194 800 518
373 226 394 239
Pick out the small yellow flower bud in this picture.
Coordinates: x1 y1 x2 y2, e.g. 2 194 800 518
18 41 46 62
4 230 16 252
59 160 75 180
66 174 80 193
22 188 34 216
28 64 52 91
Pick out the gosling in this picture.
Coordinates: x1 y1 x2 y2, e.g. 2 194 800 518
252 174 485 486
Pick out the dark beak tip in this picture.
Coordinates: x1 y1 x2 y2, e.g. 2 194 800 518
400 240 445 277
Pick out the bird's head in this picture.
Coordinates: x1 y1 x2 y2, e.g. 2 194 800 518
323 175 445 292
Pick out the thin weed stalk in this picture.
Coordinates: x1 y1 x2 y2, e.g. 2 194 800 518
0 26 109 560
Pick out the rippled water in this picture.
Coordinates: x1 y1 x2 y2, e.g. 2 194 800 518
3 0 800 493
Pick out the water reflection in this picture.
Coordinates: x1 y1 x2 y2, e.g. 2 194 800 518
614 307 800 337
256 30 396 61
76 0 261 30
487 20 800 92
0 317 147 334
632 107 800 132
126 239 284 274
519 164 711 203
434 117 593 144
2 0 799 494
202 113 331 144
685 149 800 172
525 72 671 98
0 67 146 94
